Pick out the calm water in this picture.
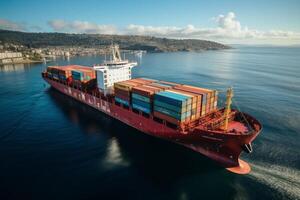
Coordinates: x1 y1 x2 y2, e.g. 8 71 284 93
0 46 299 200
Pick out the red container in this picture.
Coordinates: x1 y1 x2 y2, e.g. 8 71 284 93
132 86 157 97
130 78 155 85
115 93 130 101
148 83 172 90
142 85 163 91
114 88 130 96
123 80 143 86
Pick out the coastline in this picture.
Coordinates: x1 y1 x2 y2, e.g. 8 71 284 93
0 59 44 66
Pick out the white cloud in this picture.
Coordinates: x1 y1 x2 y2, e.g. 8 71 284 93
45 13 300 45
215 12 241 31
48 20 117 34
123 12 300 45
0 19 27 31
1 13 300 44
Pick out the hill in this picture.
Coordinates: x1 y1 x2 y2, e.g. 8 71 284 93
0 29 230 52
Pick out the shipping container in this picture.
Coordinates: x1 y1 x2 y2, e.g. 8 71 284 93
132 98 151 109
141 85 164 93
168 88 202 120
148 82 173 90
132 93 151 103
114 87 130 96
114 81 141 91
129 78 155 85
154 100 191 113
115 97 129 106
158 81 181 87
154 91 189 107
173 85 219 116
131 85 159 97
154 105 191 121
132 103 151 114
115 93 131 101
153 111 182 125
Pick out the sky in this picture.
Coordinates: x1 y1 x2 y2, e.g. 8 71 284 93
0 0 300 45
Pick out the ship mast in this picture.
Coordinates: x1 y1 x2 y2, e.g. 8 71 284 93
111 44 122 62
223 87 234 131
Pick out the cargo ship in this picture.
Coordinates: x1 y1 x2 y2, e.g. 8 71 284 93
42 45 262 174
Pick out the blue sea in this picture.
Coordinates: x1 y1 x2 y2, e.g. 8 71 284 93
0 46 299 200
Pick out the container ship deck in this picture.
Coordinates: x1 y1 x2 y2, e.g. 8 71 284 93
42 73 261 174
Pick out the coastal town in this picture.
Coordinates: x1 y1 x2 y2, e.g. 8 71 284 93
0 42 123 65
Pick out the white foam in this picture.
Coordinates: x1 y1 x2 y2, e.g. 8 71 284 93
249 162 300 199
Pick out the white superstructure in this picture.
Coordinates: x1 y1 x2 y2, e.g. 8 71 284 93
93 44 137 93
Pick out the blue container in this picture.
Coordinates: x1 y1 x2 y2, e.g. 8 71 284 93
59 74 67 80
154 100 191 113
132 103 151 114
115 97 129 106
154 91 189 107
72 70 83 76
154 105 190 121
132 93 151 103
72 70 84 81
132 98 151 110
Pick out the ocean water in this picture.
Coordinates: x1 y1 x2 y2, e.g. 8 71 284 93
0 46 299 200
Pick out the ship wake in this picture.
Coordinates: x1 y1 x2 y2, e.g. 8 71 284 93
249 162 300 199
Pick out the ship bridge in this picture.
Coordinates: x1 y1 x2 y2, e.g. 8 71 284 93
93 44 138 94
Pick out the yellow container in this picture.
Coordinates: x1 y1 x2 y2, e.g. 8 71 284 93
114 82 135 91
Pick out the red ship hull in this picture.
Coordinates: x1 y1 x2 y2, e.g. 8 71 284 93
44 77 262 174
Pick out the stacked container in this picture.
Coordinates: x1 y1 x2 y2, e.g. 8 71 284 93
174 85 218 116
158 81 181 87
70 66 97 90
58 68 72 80
148 82 173 90
114 80 143 106
47 65 97 90
71 68 96 82
153 91 193 125
112 78 219 124
131 85 161 114
47 66 72 80
168 88 202 120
